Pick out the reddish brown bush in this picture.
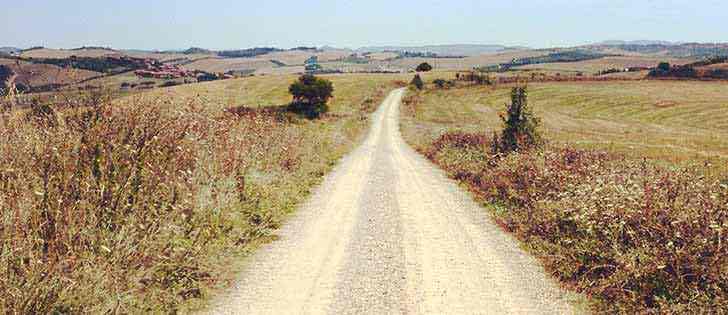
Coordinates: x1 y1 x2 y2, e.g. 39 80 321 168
426 131 728 313
0 94 304 313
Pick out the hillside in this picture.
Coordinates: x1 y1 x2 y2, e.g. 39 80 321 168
584 42 728 57
0 47 21 55
356 44 521 56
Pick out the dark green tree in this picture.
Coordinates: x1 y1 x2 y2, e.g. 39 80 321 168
433 78 446 88
410 74 424 90
416 62 433 72
657 62 671 72
288 74 334 118
494 86 541 153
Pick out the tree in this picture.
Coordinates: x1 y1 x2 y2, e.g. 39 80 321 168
288 74 334 118
493 86 541 153
416 62 433 72
410 74 424 90
657 62 671 72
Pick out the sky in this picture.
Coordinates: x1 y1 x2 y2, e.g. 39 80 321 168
1 0 726 50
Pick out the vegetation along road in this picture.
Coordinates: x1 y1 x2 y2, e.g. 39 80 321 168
206 89 578 314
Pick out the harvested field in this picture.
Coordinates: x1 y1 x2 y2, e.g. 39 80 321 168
182 58 276 73
6 62 102 89
401 80 728 173
515 56 697 73
20 48 121 59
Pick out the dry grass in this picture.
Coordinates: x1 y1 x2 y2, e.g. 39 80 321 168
181 51 351 75
400 81 728 312
9 63 102 89
515 56 696 74
421 134 728 313
181 58 277 74
19 48 211 63
402 80 728 174
20 48 121 59
0 73 400 313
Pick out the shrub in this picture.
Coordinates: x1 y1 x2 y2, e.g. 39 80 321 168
161 81 180 87
433 78 446 88
288 74 333 119
493 86 541 153
410 74 424 90
416 62 433 72
424 133 728 313
657 62 671 72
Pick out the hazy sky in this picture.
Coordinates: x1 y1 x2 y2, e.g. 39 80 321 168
1 0 726 50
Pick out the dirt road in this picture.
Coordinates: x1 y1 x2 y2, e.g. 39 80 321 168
206 89 577 314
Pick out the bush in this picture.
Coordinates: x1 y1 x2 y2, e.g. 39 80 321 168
424 134 728 313
433 78 446 88
410 74 424 90
416 62 433 72
288 74 334 119
657 62 671 72
493 86 541 153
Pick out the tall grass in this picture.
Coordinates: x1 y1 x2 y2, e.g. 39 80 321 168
0 73 391 313
424 134 727 312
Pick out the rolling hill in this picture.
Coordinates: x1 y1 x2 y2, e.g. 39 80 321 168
356 44 524 56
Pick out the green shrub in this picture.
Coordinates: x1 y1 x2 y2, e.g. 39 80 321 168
288 74 334 119
493 86 541 153
410 74 424 90
433 78 446 88
416 62 433 72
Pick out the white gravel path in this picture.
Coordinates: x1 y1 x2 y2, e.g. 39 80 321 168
204 89 578 315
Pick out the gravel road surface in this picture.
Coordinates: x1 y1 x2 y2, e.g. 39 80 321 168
205 89 577 314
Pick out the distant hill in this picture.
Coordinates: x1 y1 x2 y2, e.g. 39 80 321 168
0 47 21 55
585 42 728 58
594 40 680 46
182 47 213 55
356 44 524 56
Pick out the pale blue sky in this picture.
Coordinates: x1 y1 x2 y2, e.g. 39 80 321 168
1 0 726 50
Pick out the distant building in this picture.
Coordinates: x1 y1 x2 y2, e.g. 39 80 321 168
304 56 322 72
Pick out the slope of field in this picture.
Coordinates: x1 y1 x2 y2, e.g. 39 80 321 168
375 49 558 71
181 50 352 74
20 47 121 59
123 50 213 62
357 44 519 56
402 81 728 171
3 61 102 90
264 50 351 65
514 56 695 73
363 51 399 60
181 58 276 73
700 62 728 70
0 73 403 313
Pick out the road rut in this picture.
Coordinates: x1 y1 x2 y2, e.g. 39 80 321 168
206 89 577 314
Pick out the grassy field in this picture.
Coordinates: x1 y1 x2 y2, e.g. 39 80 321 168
400 80 728 312
402 80 728 174
514 56 694 74
0 73 403 313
